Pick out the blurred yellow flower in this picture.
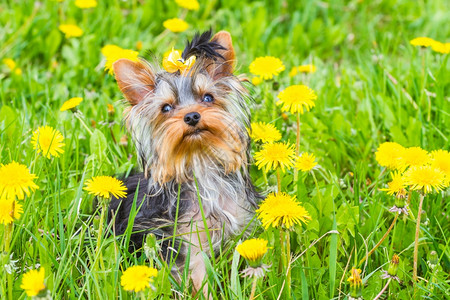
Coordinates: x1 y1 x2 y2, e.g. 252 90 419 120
288 66 298 77
175 0 199 10
163 48 196 73
236 238 268 266
3 58 22 75
380 171 406 196
20 268 46 297
298 64 316 73
256 192 311 229
347 267 362 287
249 56 285 80
121 265 158 292
295 152 318 172
0 161 39 200
0 198 23 225
31 126 65 159
410 37 436 47
276 85 317 114
254 142 296 172
399 146 429 169
75 0 97 8
431 41 450 54
59 24 83 38
101 44 139 75
250 122 281 143
163 18 189 33
60 97 83 112
136 40 143 51
404 165 446 194
251 76 262 85
84 176 127 199
375 142 405 170
3 58 16 70
430 150 450 182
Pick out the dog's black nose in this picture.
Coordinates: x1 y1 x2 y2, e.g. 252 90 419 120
184 112 201 126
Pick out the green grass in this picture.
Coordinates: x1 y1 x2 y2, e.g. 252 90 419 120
1 0 449 299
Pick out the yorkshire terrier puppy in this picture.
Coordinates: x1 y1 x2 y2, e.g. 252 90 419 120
109 30 260 294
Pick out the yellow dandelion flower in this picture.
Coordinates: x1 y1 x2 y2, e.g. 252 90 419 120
251 76 262 85
249 56 285 80
380 171 406 196
31 126 65 159
288 66 298 77
236 238 268 267
14 68 22 75
75 0 97 8
84 176 127 199
101 44 139 75
430 150 450 183
257 192 311 229
254 142 296 172
375 142 405 170
60 97 83 112
121 265 158 292
295 152 318 172
410 37 436 47
20 267 46 297
163 48 196 73
399 146 430 169
276 85 317 114
250 122 281 143
431 41 450 54
347 267 362 287
297 64 316 73
0 162 39 200
58 24 83 38
404 165 446 194
3 58 16 70
175 0 199 10
163 18 189 33
0 198 23 225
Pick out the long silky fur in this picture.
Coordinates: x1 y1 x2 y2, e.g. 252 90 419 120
109 31 261 285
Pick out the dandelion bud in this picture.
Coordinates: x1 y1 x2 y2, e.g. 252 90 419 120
272 81 280 91
387 254 400 277
93 215 100 231
428 250 438 269
144 233 158 260
347 267 362 298
136 41 143 51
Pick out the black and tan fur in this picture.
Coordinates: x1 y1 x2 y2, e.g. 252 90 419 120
109 30 260 294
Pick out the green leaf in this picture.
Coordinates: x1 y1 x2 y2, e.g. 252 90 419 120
90 129 107 160
0 105 17 139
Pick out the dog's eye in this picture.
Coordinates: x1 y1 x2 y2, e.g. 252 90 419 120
202 94 214 103
161 104 173 113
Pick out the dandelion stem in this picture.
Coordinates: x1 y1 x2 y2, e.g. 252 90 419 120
294 112 300 185
413 194 425 282
74 111 93 135
249 276 258 300
359 213 398 266
285 229 292 299
276 168 281 193
373 278 391 300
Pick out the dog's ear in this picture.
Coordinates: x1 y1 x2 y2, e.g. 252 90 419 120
209 31 236 79
113 59 155 105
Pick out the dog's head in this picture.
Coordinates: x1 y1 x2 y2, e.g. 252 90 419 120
113 30 251 184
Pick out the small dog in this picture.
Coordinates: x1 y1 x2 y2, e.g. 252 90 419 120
109 30 260 294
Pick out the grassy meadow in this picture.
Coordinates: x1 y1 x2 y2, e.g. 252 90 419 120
1 0 450 299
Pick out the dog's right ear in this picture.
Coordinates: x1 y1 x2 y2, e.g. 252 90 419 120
113 59 155 105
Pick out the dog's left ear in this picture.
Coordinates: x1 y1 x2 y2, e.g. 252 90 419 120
209 31 236 79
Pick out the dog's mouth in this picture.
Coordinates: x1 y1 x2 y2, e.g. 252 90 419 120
183 128 207 139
